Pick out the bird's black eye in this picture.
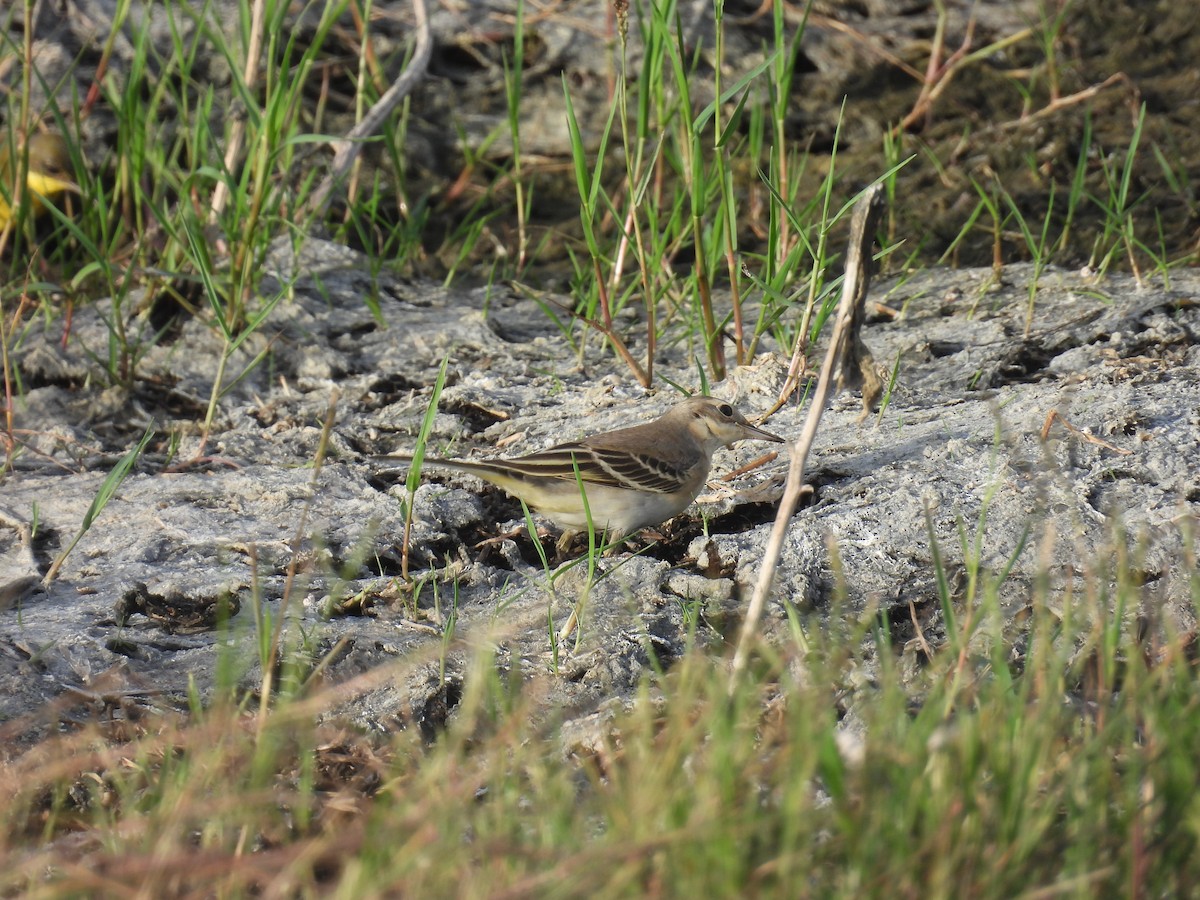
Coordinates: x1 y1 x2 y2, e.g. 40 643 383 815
718 403 733 417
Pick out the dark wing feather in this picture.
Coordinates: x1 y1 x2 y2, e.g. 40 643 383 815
488 442 693 494
587 446 692 493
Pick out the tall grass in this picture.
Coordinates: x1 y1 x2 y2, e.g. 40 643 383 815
2 0 1191 408
2 0 354 429
553 0 927 389
2 512 1197 895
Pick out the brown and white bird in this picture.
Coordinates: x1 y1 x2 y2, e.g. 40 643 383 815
379 396 783 542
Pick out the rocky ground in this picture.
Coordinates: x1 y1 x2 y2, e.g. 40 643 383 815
3 238 1197 747
4 0 1199 749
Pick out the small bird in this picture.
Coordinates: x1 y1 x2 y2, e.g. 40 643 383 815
0 132 78 230
380 396 784 545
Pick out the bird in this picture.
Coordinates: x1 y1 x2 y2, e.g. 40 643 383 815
0 131 78 230
379 396 784 547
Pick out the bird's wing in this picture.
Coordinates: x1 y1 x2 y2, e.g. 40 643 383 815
491 443 693 494
374 441 697 495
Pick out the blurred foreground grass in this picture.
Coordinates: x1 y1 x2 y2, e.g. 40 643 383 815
2 514 1197 896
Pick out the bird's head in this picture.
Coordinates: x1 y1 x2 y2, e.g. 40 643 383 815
673 396 783 451
1 132 79 218
21 132 79 201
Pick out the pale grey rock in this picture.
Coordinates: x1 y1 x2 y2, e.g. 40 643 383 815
2 247 1198 750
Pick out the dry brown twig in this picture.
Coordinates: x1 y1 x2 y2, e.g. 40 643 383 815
908 597 936 661
1040 409 1132 456
729 184 885 691
305 0 433 218
208 0 268 226
720 450 781 482
510 282 651 386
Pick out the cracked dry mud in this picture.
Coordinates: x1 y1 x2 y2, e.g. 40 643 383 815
2 240 1199 749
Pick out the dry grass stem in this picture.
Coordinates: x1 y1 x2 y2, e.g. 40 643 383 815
730 184 885 689
306 0 432 218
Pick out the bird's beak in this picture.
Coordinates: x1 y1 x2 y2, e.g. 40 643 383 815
741 421 784 443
